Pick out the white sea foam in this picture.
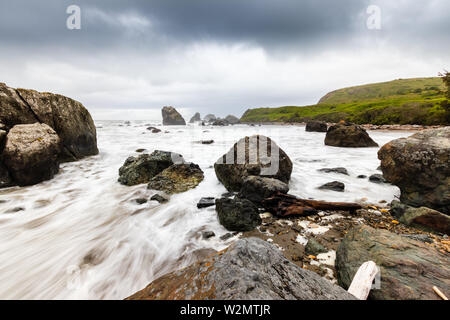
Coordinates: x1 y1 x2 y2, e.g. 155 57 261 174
0 121 411 299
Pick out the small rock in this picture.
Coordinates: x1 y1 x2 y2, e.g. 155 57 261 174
220 233 235 241
305 239 327 256
5 207 25 213
369 174 387 184
150 194 169 204
202 231 216 239
318 181 345 192
197 197 215 209
135 149 146 153
135 198 148 205
200 140 214 145
357 175 367 179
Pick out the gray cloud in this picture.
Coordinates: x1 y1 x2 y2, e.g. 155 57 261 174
0 0 448 119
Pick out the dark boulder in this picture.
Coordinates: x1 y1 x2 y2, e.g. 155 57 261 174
215 197 261 232
127 238 356 300
161 106 186 126
3 123 61 186
336 225 450 300
197 197 216 209
318 181 345 192
214 135 293 192
238 175 289 205
118 150 183 186
378 127 449 214
150 194 169 204
306 121 327 132
325 122 378 148
148 163 204 194
369 174 387 184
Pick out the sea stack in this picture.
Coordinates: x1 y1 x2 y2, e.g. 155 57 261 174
162 106 186 125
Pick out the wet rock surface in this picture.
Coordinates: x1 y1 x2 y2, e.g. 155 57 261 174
118 150 182 186
127 238 355 300
3 123 61 186
399 206 450 235
214 135 293 192
147 163 204 194
197 197 215 209
378 127 450 214
325 122 378 148
318 167 349 175
336 225 450 300
306 121 328 132
369 174 387 184
215 197 261 232
238 176 289 205
318 181 345 192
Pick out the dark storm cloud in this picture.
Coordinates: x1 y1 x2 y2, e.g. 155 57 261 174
0 0 449 119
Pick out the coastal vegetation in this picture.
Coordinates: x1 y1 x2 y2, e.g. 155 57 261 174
240 77 449 125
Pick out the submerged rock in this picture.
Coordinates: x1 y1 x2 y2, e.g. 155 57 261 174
306 120 327 132
127 238 355 300
215 197 261 232
378 127 450 214
118 150 183 186
214 135 293 192
238 176 289 205
147 163 204 194
318 167 349 175
202 231 216 239
325 122 378 148
197 197 215 209
189 112 201 123
150 194 169 204
369 174 387 184
336 225 450 300
161 106 186 126
3 123 61 186
318 181 345 192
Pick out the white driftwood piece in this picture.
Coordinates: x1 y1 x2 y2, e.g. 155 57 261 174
433 286 448 300
348 261 379 300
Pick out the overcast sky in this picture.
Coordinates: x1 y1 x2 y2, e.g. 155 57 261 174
0 0 449 120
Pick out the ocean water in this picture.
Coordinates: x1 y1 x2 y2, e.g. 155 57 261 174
0 121 412 299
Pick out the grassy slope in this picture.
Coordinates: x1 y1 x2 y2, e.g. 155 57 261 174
241 77 449 125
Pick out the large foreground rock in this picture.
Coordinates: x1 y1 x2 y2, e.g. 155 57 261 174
162 106 186 125
118 150 183 186
127 238 356 300
3 123 61 186
215 197 261 231
336 225 450 300
214 135 293 192
325 122 378 147
147 163 204 194
378 127 449 214
306 120 327 132
16 88 98 160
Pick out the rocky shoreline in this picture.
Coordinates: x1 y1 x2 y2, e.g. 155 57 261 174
125 115 449 300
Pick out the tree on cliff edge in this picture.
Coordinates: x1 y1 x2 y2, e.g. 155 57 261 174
439 70 450 99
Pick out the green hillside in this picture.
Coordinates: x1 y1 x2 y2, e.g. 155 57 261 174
241 77 449 125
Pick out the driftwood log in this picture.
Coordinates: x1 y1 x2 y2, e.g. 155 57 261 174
262 192 362 217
